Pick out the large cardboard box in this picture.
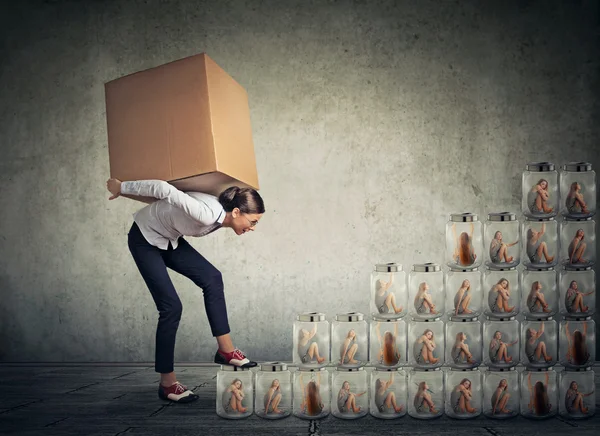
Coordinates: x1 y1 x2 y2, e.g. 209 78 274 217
105 53 259 200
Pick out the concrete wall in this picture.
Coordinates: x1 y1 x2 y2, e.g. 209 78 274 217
0 0 598 363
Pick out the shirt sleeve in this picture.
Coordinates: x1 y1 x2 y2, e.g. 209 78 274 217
121 180 219 225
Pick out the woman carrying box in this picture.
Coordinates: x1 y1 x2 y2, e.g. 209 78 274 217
106 178 265 403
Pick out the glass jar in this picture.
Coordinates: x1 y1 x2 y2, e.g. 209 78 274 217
559 317 596 369
559 217 596 268
521 267 558 320
293 312 330 368
369 368 407 419
520 368 558 419
216 365 254 419
522 218 558 269
559 266 596 318
483 367 520 419
407 368 444 419
408 263 444 321
485 212 521 270
484 267 520 319
559 162 596 219
371 262 407 320
254 362 292 419
331 367 369 419
408 318 444 369
522 161 558 219
520 319 558 369
369 318 407 369
445 368 482 419
445 268 482 321
445 213 483 270
483 318 520 369
331 312 368 368
445 319 482 369
292 367 330 420
559 368 596 419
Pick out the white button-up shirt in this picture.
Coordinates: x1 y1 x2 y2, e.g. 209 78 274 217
121 180 225 250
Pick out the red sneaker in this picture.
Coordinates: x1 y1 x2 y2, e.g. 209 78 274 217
214 348 257 368
158 381 199 403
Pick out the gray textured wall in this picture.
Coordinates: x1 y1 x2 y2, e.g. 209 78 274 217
0 0 599 363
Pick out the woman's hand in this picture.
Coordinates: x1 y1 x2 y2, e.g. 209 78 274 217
106 178 122 200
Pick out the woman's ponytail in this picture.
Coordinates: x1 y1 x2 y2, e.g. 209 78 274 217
218 186 265 214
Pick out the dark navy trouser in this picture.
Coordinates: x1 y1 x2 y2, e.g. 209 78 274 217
127 222 230 373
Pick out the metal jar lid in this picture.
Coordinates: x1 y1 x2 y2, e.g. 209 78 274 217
296 366 327 372
563 162 592 172
524 265 554 272
563 265 592 272
412 263 441 272
526 161 555 172
525 216 555 223
375 262 401 272
487 315 516 321
220 365 251 372
564 216 593 222
488 366 516 372
336 312 364 322
488 212 517 222
260 361 288 372
449 266 479 273
297 312 326 322
335 367 364 372
451 212 478 222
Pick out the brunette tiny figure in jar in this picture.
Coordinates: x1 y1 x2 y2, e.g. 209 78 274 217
298 373 324 417
222 378 247 414
489 278 515 314
375 273 403 315
491 379 512 416
414 329 439 365
565 322 591 367
454 279 473 316
414 381 438 414
450 379 477 414
525 322 553 364
298 323 326 364
414 282 437 315
340 329 359 365
566 182 590 216
375 322 401 366
451 332 475 366
565 381 594 415
337 381 367 414
374 374 404 414
568 229 588 265
452 223 477 267
565 280 594 314
528 179 553 214
526 223 554 264
489 331 518 365
264 379 283 415
526 281 551 314
527 373 551 416
489 231 518 265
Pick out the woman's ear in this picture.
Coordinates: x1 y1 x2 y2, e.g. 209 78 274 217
231 207 240 218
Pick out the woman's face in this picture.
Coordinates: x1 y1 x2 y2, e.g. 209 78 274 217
343 381 349 390
424 282 429 291
540 180 548 189
529 328 537 336
349 329 356 338
501 280 508 289
572 382 578 390
496 231 502 240
464 381 471 389
463 279 470 287
232 208 263 235
572 281 578 290
273 379 280 388
500 379 507 388
234 381 241 389
426 331 433 340
577 229 584 237
495 332 502 340
463 333 467 341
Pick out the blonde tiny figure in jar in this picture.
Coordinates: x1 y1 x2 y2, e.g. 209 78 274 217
565 381 594 415
298 372 325 417
375 273 403 315
526 373 552 416
264 379 284 415
489 231 518 265
565 280 594 314
526 281 551 314
222 378 247 414
451 332 476 366
525 322 553 364
337 381 367 414
298 323 326 365
489 278 515 314
374 373 404 414
414 381 439 414
450 379 477 414
565 322 591 367
566 182 590 216
414 329 439 365
452 223 477 267
526 223 554 264
568 229 588 265
340 330 359 366
529 179 553 214
489 331 518 365
414 282 438 315
454 279 474 316
375 322 401 366
491 379 512 416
